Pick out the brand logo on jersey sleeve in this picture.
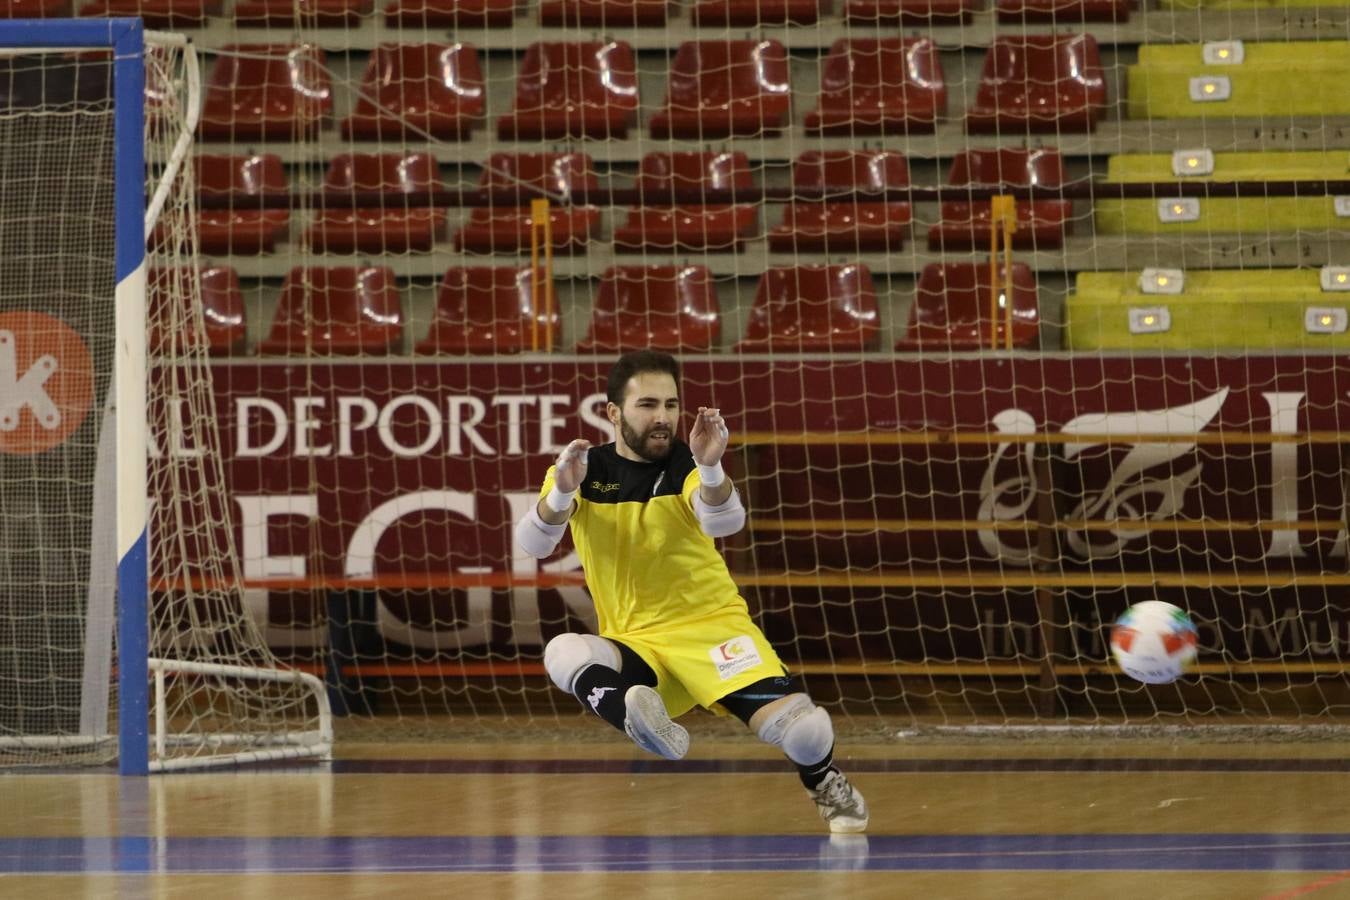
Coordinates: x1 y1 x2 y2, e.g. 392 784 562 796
0 312 94 456
709 635 762 680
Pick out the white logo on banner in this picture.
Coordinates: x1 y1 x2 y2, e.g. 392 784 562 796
0 331 59 433
978 388 1230 562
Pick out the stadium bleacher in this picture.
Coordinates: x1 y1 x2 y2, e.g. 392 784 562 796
149 265 247 355
689 0 823 24
768 150 912 253
966 34 1107 132
578 265 722 352
1127 41 1350 120
233 0 370 26
737 264 881 352
995 0 1129 21
1096 150 1350 235
259 265 404 354
454 152 601 254
928 148 1071 251
415 266 558 354
182 153 290 255
613 152 757 253
537 0 667 24
1067 268 1350 350
649 40 792 139
79 0 214 24
383 0 513 25
804 37 945 136
199 43 331 140
841 0 973 23
32 1 1347 355
305 152 447 254
342 43 485 140
895 261 1040 351
497 42 639 140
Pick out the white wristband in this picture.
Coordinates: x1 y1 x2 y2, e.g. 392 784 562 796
544 485 577 513
697 462 726 487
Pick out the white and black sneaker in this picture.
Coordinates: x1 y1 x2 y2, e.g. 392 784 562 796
808 769 869 833
622 685 689 761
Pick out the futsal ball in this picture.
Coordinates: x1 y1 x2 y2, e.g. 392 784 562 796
1109 601 1199 685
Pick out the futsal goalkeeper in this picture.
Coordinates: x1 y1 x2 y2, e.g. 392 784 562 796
514 350 868 833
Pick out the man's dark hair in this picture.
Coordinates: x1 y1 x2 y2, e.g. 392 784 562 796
606 350 680 406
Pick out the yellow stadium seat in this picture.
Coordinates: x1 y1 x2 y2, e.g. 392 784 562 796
1162 0 1350 8
1095 151 1350 234
1127 41 1350 119
1066 268 1350 350
1135 42 1350 68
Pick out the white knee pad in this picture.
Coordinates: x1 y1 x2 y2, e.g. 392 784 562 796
543 633 621 694
755 693 834 766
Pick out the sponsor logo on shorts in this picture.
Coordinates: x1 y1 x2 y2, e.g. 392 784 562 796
0 312 93 456
709 635 762 680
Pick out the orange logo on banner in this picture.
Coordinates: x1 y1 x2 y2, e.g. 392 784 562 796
0 312 94 456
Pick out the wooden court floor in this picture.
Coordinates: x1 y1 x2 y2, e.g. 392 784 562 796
4 728 1350 899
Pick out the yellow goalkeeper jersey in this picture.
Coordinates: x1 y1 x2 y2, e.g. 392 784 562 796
538 439 747 635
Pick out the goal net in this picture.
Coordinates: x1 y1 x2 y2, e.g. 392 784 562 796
11 6 1350 747
0 20 329 771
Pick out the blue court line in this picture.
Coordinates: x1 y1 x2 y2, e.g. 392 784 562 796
314 757 1350 775
24 757 1350 776
3 834 1347 873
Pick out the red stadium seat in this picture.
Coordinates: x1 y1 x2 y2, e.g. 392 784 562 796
415 267 559 355
538 0 666 26
384 0 512 25
690 0 823 25
966 34 1106 133
235 0 370 25
497 42 638 141
805 38 945 136
2 0 70 15
928 148 1071 251
768 151 911 253
650 41 791 140
997 0 1128 21
79 0 216 26
149 266 246 356
261 267 403 356
199 45 331 141
613 152 756 253
578 266 721 352
183 153 291 255
306 153 445 254
842 0 975 23
342 44 484 141
895 261 1039 351
737 265 879 352
455 153 601 254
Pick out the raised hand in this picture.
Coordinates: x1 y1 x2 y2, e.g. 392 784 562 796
688 407 729 467
552 439 592 493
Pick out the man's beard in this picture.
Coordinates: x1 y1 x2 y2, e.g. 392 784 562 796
619 414 672 462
